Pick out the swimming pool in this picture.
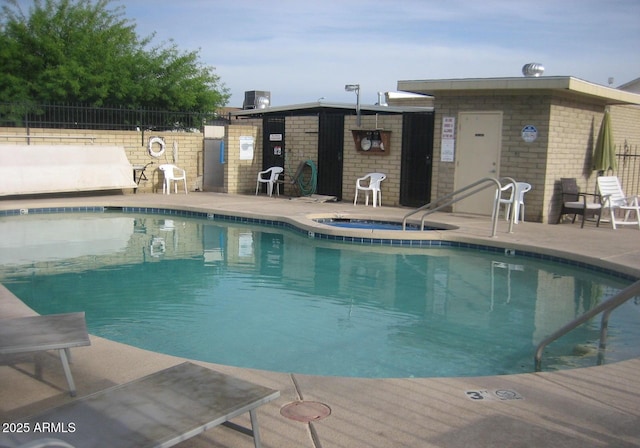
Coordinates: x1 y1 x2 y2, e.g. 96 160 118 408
1 210 639 378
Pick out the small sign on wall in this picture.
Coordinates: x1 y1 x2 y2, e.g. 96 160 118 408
239 136 254 160
441 116 456 162
521 125 538 143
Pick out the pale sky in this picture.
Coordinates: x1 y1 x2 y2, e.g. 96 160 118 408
20 0 640 107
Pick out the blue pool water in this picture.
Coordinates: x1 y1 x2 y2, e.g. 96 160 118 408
1 211 639 378
314 218 424 230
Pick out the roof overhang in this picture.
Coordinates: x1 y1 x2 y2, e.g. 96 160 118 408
397 76 640 106
230 101 432 118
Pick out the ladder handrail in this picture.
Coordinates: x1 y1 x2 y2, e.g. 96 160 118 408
534 279 640 371
402 177 517 237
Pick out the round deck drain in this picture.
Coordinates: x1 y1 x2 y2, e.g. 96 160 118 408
280 401 331 422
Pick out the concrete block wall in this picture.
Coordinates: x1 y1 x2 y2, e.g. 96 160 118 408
284 116 319 196
342 115 403 206
431 93 552 221
431 94 640 223
610 104 640 146
546 98 602 222
0 127 204 194
224 123 262 195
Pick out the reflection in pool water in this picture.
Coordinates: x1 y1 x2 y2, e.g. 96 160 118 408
1 212 638 378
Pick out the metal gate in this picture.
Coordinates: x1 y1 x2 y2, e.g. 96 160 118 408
317 112 344 199
203 139 224 192
400 112 434 206
262 117 285 170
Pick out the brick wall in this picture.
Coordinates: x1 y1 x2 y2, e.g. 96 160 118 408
3 98 637 223
342 114 403 206
283 116 319 196
428 93 640 223
610 105 640 145
545 97 602 222
431 93 552 221
224 122 262 194
0 127 203 194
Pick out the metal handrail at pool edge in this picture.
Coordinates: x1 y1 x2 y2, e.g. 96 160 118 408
401 177 517 237
534 279 640 371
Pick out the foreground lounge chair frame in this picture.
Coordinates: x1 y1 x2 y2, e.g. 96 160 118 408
0 313 90 397
0 362 280 448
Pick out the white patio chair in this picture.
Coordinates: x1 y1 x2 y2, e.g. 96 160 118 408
255 166 284 197
354 173 386 207
597 176 640 229
494 182 532 224
158 164 187 195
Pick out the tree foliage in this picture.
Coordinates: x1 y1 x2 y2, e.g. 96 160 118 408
0 0 230 111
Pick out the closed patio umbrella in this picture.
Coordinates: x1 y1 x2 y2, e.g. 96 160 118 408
592 110 617 173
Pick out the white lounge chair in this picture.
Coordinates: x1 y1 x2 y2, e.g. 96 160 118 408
255 166 284 197
354 173 386 207
597 176 640 229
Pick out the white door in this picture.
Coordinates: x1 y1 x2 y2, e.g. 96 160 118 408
453 112 503 215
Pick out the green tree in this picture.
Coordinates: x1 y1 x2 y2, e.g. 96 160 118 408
0 0 230 111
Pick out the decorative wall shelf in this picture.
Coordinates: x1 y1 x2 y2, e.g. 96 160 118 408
351 130 391 155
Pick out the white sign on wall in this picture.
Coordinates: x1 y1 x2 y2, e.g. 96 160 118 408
441 116 456 162
521 125 538 143
239 136 254 160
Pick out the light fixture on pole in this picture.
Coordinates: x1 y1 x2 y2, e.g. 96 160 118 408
345 84 361 127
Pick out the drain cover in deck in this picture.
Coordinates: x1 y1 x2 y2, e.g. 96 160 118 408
280 401 331 422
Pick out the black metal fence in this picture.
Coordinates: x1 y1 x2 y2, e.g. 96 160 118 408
0 102 227 132
615 141 640 196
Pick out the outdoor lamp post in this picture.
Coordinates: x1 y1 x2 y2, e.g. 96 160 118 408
345 84 361 127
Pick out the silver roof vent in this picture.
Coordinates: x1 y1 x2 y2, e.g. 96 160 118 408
522 63 544 77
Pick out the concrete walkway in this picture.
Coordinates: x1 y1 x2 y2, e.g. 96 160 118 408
1 192 639 448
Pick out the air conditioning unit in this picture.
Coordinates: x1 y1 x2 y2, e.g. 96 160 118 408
243 91 271 110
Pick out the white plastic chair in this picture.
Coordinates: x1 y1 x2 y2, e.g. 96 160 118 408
354 173 386 207
255 166 284 197
158 164 187 195
597 176 640 229
494 182 531 223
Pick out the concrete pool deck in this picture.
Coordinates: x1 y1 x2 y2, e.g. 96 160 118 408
1 192 639 448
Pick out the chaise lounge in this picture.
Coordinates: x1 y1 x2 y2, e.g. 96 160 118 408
0 362 280 448
0 312 91 397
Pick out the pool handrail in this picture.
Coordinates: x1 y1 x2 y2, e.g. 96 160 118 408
402 177 517 237
534 279 640 371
